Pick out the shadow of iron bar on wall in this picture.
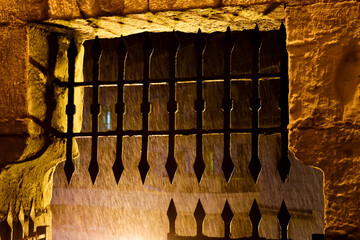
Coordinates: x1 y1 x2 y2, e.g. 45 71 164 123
166 199 325 240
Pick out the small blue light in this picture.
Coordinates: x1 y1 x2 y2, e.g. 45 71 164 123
107 111 111 130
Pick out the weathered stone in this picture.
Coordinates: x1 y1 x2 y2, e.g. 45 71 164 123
124 0 148 14
289 126 360 239
48 0 125 19
0 22 80 232
40 6 284 42
286 1 360 238
0 25 29 135
222 0 272 6
0 0 48 23
222 0 357 7
149 0 221 12
0 138 65 233
48 0 82 19
77 0 124 17
0 27 29 165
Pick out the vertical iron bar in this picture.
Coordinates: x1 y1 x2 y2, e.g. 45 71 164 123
252 26 260 171
249 26 262 183
138 33 153 184
64 39 77 184
166 32 179 183
89 37 102 184
278 23 291 182
113 37 127 184
222 27 235 183
193 29 206 183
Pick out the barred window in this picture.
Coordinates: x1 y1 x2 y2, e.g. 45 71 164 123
51 23 323 240
62 26 289 183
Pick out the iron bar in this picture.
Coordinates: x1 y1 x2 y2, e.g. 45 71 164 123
55 26 321 240
138 33 153 184
222 27 235 183
166 32 179 183
89 37 102 184
278 23 291 182
54 73 283 87
56 127 285 138
113 37 127 184
193 29 206 183
64 39 77 184
248 26 262 183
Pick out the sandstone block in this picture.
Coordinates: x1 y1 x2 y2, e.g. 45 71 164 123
77 0 124 18
221 0 271 6
0 0 48 23
124 0 148 14
49 0 124 19
286 2 360 238
48 0 82 19
222 0 356 7
289 126 360 239
286 2 360 128
149 0 221 12
0 26 29 128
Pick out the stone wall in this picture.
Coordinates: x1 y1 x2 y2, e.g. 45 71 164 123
286 2 360 239
0 0 359 239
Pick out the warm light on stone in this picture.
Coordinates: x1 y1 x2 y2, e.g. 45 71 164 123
0 1 359 240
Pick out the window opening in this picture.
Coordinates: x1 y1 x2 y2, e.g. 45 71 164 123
52 23 323 240
59 26 290 184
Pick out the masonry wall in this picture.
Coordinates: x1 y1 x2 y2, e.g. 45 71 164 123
0 0 359 239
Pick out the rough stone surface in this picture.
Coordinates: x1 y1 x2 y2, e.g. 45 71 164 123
222 0 272 6
40 5 284 41
0 0 49 23
124 0 148 14
222 0 358 7
0 22 79 238
48 0 81 19
290 127 360 239
48 0 125 19
0 25 28 128
149 0 221 12
0 139 66 239
286 1 360 239
0 25 30 165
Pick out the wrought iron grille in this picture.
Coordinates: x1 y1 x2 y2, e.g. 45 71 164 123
54 24 324 240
